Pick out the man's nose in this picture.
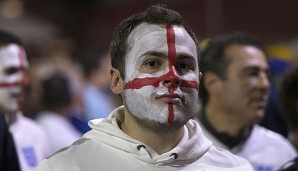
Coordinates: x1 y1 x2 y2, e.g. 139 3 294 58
162 69 182 88
259 72 270 90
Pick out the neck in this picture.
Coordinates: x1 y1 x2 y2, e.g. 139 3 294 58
121 107 184 154
205 102 249 137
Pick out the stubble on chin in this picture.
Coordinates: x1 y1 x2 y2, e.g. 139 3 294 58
130 113 189 134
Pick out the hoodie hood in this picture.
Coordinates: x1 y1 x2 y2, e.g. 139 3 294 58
84 106 212 166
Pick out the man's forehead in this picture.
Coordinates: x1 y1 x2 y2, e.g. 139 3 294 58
0 44 27 67
127 23 166 44
128 23 193 42
126 23 197 58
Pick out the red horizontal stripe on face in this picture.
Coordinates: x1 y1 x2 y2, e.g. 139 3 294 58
123 72 198 90
181 80 199 90
0 82 24 87
124 76 160 89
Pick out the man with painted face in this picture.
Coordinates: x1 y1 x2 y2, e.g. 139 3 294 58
198 32 297 171
0 29 49 171
36 4 253 170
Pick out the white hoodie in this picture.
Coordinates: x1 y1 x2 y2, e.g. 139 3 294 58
35 106 253 171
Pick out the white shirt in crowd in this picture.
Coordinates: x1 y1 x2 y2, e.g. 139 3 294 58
10 112 49 171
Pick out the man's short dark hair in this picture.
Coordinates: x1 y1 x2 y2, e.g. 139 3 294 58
199 32 263 106
279 65 298 130
0 28 22 45
110 4 199 79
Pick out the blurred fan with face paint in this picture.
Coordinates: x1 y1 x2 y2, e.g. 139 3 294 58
0 29 49 171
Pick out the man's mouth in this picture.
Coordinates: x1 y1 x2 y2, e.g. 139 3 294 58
11 92 24 102
155 94 183 104
253 97 268 109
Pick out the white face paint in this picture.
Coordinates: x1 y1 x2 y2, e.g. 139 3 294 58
123 23 199 127
0 44 29 114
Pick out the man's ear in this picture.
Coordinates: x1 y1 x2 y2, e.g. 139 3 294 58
202 72 222 95
199 72 202 80
110 68 124 94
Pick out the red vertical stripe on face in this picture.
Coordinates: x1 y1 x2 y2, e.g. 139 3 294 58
166 25 176 68
168 104 174 124
18 47 29 85
166 25 176 124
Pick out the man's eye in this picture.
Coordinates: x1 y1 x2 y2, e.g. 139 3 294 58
248 71 259 76
178 63 187 69
4 67 19 75
144 60 159 67
246 69 261 77
139 59 164 73
177 63 194 70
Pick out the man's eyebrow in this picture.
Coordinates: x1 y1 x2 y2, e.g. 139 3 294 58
176 53 196 60
243 65 268 71
240 65 269 75
138 51 167 59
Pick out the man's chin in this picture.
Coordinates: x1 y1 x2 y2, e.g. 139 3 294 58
133 115 187 133
252 111 265 123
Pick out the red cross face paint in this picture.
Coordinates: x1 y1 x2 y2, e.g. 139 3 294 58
0 44 29 113
123 23 199 126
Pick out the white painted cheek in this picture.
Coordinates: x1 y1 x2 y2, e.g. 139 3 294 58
181 73 199 83
0 89 9 103
124 85 169 122
6 74 23 84
124 86 153 117
0 88 19 113
133 85 153 98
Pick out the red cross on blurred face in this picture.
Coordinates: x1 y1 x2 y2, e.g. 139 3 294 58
123 23 199 125
0 44 29 113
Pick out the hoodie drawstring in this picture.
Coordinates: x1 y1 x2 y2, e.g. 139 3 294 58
170 153 178 160
137 145 178 164
136 144 152 158
137 145 146 151
157 153 178 164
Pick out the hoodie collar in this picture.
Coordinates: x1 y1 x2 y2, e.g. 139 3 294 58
85 106 212 165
